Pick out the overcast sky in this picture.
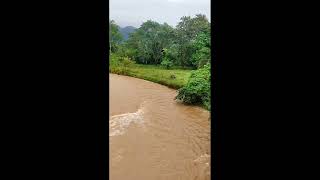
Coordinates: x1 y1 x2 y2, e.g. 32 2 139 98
110 0 210 28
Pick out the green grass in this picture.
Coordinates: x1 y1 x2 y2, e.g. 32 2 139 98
110 54 192 89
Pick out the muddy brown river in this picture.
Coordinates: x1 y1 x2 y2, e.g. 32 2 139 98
110 73 211 180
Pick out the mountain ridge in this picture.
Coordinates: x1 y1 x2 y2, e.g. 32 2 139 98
119 26 137 41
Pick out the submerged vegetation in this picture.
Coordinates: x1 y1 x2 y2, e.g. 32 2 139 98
109 14 211 110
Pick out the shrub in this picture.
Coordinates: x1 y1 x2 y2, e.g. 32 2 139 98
161 57 173 69
109 54 135 75
122 57 135 67
175 64 211 110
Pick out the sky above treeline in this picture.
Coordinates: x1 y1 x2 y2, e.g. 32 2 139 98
110 0 210 28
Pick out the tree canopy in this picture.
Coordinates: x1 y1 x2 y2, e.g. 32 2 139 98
109 20 123 53
110 14 211 69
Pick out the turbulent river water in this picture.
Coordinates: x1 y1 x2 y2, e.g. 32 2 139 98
110 73 211 180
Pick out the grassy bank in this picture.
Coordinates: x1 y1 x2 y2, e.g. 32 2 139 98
110 54 192 89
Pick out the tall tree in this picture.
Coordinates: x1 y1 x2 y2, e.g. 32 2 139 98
109 20 123 53
123 14 211 68
191 31 211 68
175 14 210 67
126 20 175 64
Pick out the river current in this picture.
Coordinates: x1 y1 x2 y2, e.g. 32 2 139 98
110 73 210 180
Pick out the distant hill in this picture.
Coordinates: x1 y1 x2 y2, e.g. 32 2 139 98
119 26 137 41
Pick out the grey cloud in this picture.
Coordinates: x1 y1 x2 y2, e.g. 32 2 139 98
110 0 210 28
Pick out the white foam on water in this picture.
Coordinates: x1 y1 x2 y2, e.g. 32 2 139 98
194 153 210 164
109 103 147 137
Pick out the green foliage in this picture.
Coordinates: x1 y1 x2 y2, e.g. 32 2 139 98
174 14 211 68
160 48 174 69
109 14 212 110
125 20 175 64
191 32 211 68
175 64 211 110
124 14 210 68
109 20 123 53
110 53 191 89
161 57 173 69
119 26 136 40
122 57 135 67
110 53 135 75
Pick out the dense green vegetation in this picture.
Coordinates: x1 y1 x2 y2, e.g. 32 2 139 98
110 53 191 89
109 20 123 52
109 14 211 110
119 26 137 40
175 64 211 110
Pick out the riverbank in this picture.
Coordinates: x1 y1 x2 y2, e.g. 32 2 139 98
110 55 192 89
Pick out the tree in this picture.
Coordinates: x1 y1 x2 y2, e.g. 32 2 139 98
123 14 211 69
109 20 123 53
126 20 175 65
175 14 210 68
160 48 174 69
191 31 211 68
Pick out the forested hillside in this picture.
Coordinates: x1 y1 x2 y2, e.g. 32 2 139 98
119 26 137 40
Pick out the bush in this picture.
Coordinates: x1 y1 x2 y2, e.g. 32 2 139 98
191 47 210 68
109 54 135 75
122 57 135 67
175 64 211 110
161 57 173 69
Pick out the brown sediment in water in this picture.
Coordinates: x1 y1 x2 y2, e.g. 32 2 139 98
110 73 210 180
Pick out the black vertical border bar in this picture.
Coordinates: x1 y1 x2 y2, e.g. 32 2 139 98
211 0 223 179
98 0 109 179
106 0 110 179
